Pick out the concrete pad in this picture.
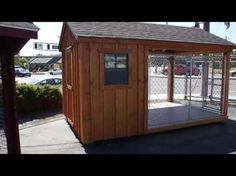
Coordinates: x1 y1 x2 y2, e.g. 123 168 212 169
20 117 85 154
18 106 236 154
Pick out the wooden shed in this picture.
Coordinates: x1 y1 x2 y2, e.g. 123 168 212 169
59 22 236 144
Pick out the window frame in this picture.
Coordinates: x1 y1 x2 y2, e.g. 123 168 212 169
99 49 132 89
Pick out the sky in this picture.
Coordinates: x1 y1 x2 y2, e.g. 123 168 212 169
145 22 236 42
19 22 236 56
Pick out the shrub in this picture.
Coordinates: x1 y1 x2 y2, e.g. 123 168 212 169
16 84 62 115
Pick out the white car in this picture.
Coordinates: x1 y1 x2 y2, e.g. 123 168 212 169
16 75 62 86
230 70 236 77
49 68 62 75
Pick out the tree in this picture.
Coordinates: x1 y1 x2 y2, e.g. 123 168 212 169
15 57 29 69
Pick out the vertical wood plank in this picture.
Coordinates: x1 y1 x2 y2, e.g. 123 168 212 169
78 44 84 139
143 46 149 133
103 90 115 139
62 52 67 117
138 45 145 134
71 49 75 126
90 43 104 141
76 44 81 137
73 45 78 134
102 43 116 140
79 43 91 143
127 44 138 136
115 89 127 138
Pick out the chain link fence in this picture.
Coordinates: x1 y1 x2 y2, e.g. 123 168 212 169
148 54 225 128
148 56 169 109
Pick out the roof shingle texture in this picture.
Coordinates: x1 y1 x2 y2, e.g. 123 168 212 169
67 22 235 46
0 22 39 31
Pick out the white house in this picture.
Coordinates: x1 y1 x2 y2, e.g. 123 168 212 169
18 22 63 57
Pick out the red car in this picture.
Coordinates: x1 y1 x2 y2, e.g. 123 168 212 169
162 64 200 76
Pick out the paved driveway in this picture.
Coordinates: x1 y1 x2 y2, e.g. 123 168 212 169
20 107 236 154
20 115 85 154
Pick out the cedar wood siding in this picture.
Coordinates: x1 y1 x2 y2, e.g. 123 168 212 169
80 42 146 143
61 26 146 143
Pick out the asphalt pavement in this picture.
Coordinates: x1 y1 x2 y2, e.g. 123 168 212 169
19 106 236 154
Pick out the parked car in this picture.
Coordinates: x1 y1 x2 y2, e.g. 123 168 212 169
15 66 31 77
162 64 200 76
49 68 62 75
230 70 236 77
16 76 62 87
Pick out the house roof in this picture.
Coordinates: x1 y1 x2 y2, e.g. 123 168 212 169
0 22 39 32
66 22 235 46
30 57 53 64
30 56 61 64
0 22 39 39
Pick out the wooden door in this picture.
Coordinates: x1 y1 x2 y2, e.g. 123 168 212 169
66 49 75 126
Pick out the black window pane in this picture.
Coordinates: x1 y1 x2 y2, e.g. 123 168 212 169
105 70 128 85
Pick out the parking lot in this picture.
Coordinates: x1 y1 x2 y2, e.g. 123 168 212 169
18 105 236 154
16 69 236 154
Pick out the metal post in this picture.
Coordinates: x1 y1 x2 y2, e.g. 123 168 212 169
148 56 151 109
189 57 193 120
210 60 215 102
221 55 226 114
201 57 209 108
184 72 188 100
167 56 174 102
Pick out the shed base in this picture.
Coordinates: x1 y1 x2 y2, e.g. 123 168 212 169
148 102 221 129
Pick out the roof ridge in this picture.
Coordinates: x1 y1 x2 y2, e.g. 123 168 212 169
65 22 236 47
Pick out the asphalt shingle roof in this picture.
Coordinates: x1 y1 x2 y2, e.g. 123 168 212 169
30 56 61 64
0 22 39 31
67 22 235 46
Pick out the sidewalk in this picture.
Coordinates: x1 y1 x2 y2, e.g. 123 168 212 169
19 115 85 154
19 107 236 154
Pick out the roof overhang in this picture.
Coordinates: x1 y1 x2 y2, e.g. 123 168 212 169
77 36 236 53
0 25 38 39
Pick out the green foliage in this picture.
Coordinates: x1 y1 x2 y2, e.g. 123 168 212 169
16 84 62 115
15 57 30 69
231 62 236 69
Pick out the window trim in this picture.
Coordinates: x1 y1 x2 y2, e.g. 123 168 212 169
99 49 132 89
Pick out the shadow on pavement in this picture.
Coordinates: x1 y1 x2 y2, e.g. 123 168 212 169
83 119 236 154
18 109 62 124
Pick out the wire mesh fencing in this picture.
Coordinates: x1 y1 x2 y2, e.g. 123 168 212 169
148 54 225 128
148 55 169 109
